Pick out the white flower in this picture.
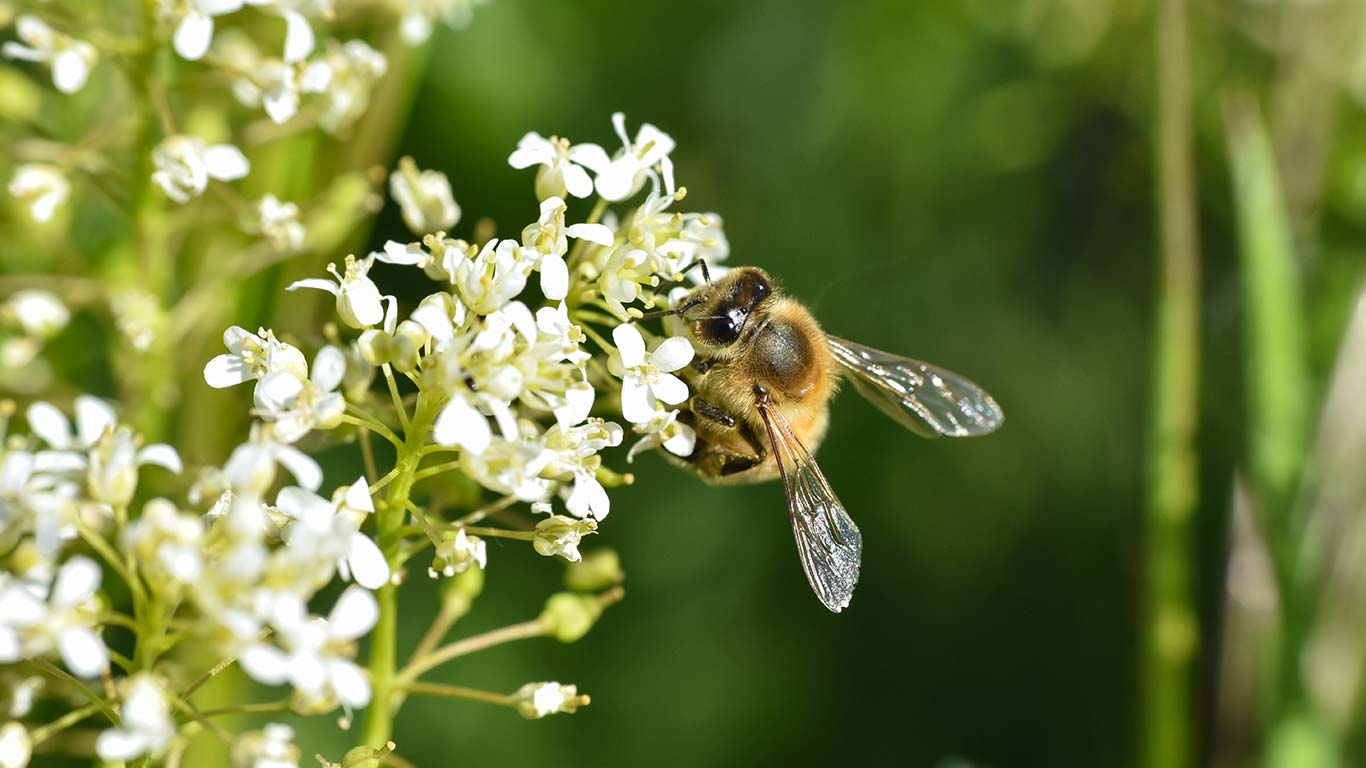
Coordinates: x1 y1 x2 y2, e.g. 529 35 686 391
223 424 323 493
2 15 97 94
533 515 596 562
253 346 346 443
599 247 661 318
0 556 108 678
312 40 386 133
239 586 376 711
86 426 183 507
287 255 387 329
232 723 299 768
2 290 69 338
609 324 693 424
0 722 29 768
8 165 69 224
121 499 205 591
543 419 622 519
514 681 586 719
460 427 556 503
168 0 313 62
389 156 460 236
508 133 597 200
396 0 487 43
627 405 696 460
520 197 614 301
452 238 530 314
272 478 388 590
204 326 308 390
94 675 175 761
254 195 305 251
25 397 181 489
151 135 250 203
573 113 676 202
429 529 486 578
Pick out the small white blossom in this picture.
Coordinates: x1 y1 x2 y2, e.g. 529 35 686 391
8 165 69 224
254 195 306 251
533 515 596 562
205 326 308 390
390 156 460 236
94 675 175 762
239 586 376 711
397 0 488 44
232 723 300 768
573 113 675 202
312 40 386 133
508 133 597 200
452 238 530 314
627 405 696 460
520 197 614 301
272 478 388 590
2 290 69 338
0 556 108 678
223 424 323 493
429 529 486 578
151 135 250 203
609 324 693 425
514 681 586 719
122 499 205 592
2 15 96 94
0 722 30 768
287 255 388 329
543 419 622 519
167 0 315 62
253 346 346 443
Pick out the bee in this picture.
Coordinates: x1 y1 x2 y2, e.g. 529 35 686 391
643 264 1003 613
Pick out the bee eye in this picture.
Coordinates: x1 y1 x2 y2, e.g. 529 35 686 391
752 276 771 300
701 315 741 345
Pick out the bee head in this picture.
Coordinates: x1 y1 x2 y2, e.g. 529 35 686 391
678 266 774 349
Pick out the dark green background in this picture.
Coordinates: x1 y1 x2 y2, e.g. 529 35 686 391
341 2 1193 766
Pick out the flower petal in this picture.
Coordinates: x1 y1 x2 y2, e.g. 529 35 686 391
650 336 695 372
74 396 116 445
25 401 72 448
53 555 101 606
310 346 346 390
620 378 654 424
329 659 371 707
96 728 146 761
285 278 339 295
173 13 214 61
539 253 568 301
51 49 90 94
611 324 646 368
346 533 389 590
328 585 378 639
239 644 288 684
204 353 253 388
202 145 249 181
565 222 614 247
59 626 108 678
567 143 610 173
275 445 322 490
136 444 183 474
651 372 690 406
433 397 491 453
563 163 593 198
281 10 314 62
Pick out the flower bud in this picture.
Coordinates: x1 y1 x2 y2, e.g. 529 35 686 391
87 428 138 507
357 329 391 366
533 516 596 562
564 549 623 592
538 592 603 643
395 319 430 350
428 529 486 579
0 722 31 768
387 332 419 373
513 681 589 719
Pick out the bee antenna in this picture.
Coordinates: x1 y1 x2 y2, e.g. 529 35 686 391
630 297 704 324
673 258 712 285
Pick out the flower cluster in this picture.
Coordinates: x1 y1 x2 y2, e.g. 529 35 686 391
1 0 733 759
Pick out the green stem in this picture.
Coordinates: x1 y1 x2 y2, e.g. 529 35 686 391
396 620 548 688
1142 0 1201 766
28 702 102 746
400 681 514 707
361 393 438 747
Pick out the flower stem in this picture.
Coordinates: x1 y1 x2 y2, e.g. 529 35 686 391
29 658 120 725
28 702 102 747
1142 0 1201 765
400 681 514 707
396 620 548 688
361 393 437 748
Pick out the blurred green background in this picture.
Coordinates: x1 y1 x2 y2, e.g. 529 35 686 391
344 1 1242 766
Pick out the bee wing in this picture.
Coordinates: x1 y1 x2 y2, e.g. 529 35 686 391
755 397 862 613
827 335 1004 439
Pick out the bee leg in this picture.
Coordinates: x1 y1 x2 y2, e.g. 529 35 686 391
689 396 734 428
686 398 767 478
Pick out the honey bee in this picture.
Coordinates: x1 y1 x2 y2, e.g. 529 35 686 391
644 264 1003 612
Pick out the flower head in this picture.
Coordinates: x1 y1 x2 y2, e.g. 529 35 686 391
390 156 460 236
151 135 250 203
508 133 597 200
8 166 69 224
95 675 175 761
573 112 675 202
287 255 388 329
513 681 588 719
2 15 96 94
609 324 693 424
